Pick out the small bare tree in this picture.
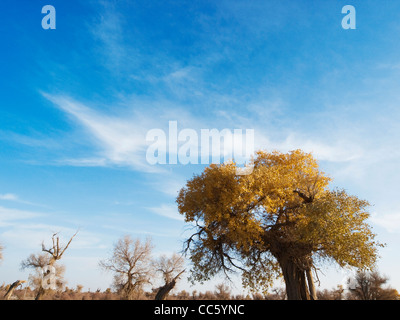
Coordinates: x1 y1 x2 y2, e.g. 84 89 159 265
21 231 78 300
214 283 232 300
99 235 154 300
154 253 185 300
347 270 399 300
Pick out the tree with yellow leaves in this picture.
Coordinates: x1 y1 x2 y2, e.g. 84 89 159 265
177 150 383 300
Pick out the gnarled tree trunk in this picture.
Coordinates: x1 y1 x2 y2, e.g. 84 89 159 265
155 270 185 300
155 279 177 300
278 257 313 300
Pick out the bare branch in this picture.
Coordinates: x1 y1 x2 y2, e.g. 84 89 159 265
59 229 79 259
40 230 79 263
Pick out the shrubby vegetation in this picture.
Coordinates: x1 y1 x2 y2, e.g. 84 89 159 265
1 270 399 300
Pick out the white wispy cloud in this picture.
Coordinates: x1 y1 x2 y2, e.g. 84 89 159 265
254 132 363 163
101 224 172 238
42 90 367 178
149 178 186 197
42 93 162 172
0 206 43 227
0 193 48 208
1 224 106 251
0 193 18 201
90 1 130 72
370 211 400 234
146 204 184 221
0 131 61 149
0 206 108 251
56 158 108 167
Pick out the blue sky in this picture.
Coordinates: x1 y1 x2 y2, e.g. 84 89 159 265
1 0 400 294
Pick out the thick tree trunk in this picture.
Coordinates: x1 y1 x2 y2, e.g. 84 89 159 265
279 258 311 300
122 279 135 300
155 279 177 300
279 259 301 300
155 270 184 300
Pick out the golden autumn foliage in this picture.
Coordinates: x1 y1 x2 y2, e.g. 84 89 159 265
177 150 383 299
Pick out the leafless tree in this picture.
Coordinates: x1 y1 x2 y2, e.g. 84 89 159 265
347 270 399 300
154 253 185 300
214 283 232 300
21 231 78 300
99 235 154 300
